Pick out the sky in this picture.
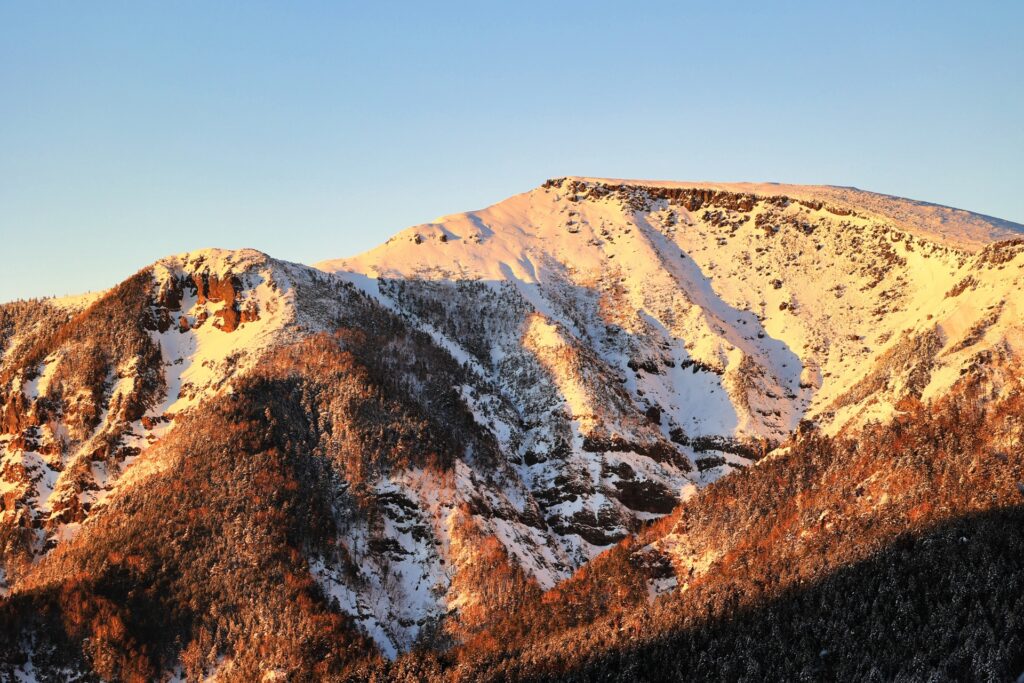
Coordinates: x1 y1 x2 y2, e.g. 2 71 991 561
2 1 1022 301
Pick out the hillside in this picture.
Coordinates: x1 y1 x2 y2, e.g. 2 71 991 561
0 179 1022 680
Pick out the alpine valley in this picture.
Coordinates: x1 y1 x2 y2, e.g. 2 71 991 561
2 178 1023 682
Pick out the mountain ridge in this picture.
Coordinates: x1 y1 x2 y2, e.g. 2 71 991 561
552 177 1024 249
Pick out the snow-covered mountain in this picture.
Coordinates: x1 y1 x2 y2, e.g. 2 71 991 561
1 178 1022 678
321 177 1024 437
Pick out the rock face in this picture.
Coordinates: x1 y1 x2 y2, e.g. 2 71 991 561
0 180 1022 676
151 265 261 334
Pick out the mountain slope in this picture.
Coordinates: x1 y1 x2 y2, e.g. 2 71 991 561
385 372 1024 682
1 178 1022 679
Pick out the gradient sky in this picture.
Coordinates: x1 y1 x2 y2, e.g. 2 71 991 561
2 1 1022 301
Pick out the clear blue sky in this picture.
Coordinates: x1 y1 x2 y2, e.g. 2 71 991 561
2 1 1022 301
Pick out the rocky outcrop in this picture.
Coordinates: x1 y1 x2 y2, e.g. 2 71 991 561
0 391 30 435
151 269 261 334
191 273 242 332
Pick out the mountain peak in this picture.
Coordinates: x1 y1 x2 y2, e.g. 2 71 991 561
319 176 1024 437
154 246 272 273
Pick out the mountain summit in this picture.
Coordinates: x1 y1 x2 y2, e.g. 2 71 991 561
1 179 1023 680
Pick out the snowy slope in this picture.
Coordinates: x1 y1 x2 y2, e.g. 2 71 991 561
317 177 1024 438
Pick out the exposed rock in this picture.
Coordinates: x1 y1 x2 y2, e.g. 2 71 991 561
613 478 677 514
1 392 30 435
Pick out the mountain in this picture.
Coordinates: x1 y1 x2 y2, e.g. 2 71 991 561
1 178 1022 681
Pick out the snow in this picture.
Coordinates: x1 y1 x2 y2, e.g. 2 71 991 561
20 357 57 401
13 656 37 683
484 515 567 590
311 468 459 659
46 290 105 311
